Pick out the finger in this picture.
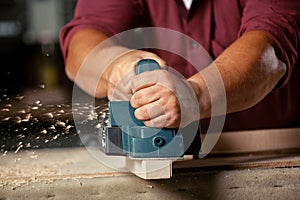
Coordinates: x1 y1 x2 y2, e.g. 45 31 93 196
130 85 161 108
144 115 167 128
134 100 165 121
131 71 158 93
108 86 132 101
135 95 181 128
144 111 181 128
109 69 135 101
131 70 174 93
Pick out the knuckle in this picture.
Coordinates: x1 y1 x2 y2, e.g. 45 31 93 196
142 107 149 118
165 89 174 96
144 120 152 127
132 92 143 106
173 113 181 124
165 104 181 126
144 120 157 128
134 109 143 120
139 106 149 119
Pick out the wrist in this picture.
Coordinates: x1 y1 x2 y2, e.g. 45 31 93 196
188 75 211 119
92 45 131 97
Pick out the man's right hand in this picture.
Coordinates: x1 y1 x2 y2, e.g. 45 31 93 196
105 50 167 101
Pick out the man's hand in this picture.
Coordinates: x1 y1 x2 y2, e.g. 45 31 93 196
65 28 166 99
130 69 200 128
107 50 166 100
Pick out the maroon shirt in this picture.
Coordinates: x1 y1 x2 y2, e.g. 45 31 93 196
60 0 300 131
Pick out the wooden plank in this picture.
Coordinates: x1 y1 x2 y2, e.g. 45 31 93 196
174 128 300 170
201 128 300 154
1 128 299 181
124 128 300 178
174 153 300 170
125 158 172 180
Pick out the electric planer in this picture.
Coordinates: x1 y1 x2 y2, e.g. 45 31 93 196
98 59 185 159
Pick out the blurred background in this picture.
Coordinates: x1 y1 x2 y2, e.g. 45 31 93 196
0 0 76 93
0 0 299 155
0 0 105 152
0 3 299 199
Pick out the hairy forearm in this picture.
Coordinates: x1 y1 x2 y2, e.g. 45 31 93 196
189 30 287 119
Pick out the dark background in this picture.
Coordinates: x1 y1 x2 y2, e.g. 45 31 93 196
0 0 76 92
0 0 103 153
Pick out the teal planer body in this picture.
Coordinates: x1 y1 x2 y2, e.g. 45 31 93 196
98 59 185 159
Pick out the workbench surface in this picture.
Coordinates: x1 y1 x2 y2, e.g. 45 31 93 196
1 148 300 200
1 87 300 199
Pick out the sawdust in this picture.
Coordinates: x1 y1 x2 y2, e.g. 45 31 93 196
0 91 110 191
0 150 63 189
0 92 88 154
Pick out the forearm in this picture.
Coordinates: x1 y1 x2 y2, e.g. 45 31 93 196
65 28 167 99
189 30 287 119
66 28 110 97
66 28 131 98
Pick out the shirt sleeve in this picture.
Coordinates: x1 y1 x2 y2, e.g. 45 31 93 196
59 0 145 60
239 0 300 87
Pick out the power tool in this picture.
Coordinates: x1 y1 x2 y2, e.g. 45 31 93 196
98 59 185 159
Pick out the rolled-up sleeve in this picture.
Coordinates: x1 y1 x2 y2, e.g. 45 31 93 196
239 0 300 86
59 0 144 60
